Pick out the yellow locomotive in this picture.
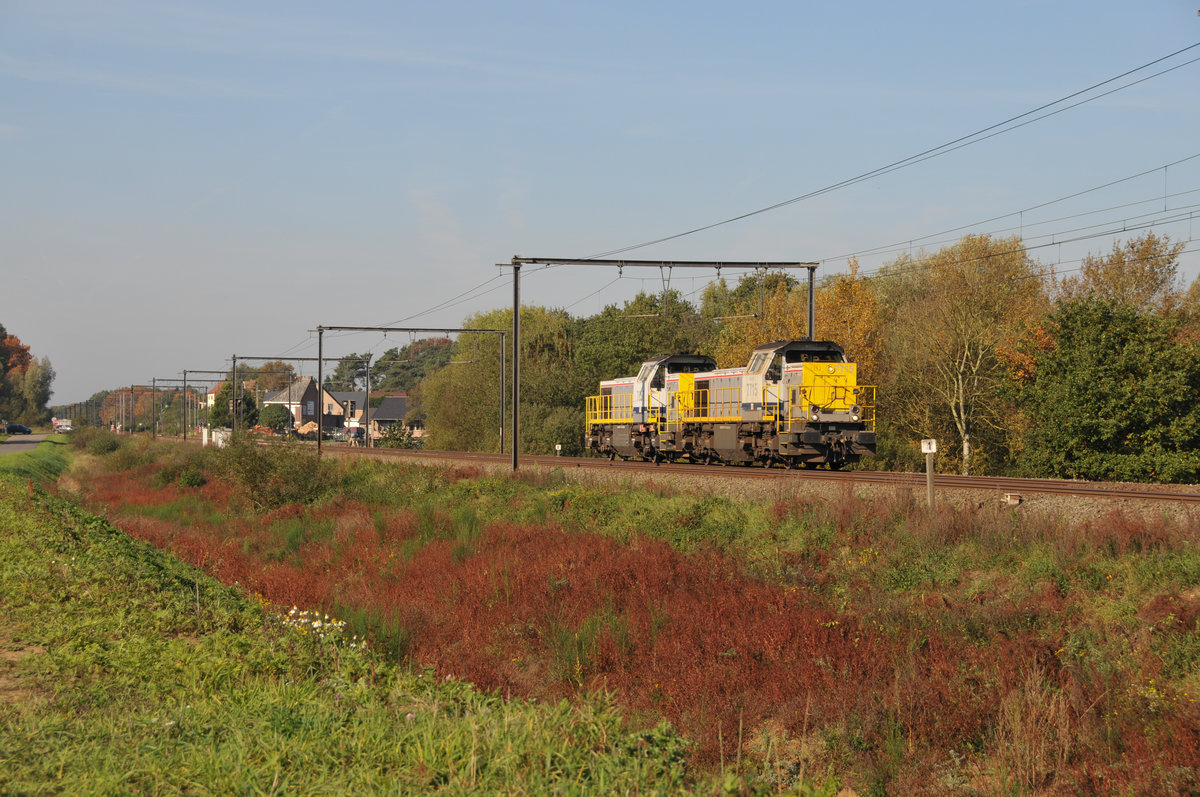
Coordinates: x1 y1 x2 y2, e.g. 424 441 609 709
586 339 875 468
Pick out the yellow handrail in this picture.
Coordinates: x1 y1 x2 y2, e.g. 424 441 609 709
585 383 876 434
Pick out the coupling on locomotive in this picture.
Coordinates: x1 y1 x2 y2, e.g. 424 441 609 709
585 339 876 468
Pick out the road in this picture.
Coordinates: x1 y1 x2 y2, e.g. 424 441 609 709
0 433 46 455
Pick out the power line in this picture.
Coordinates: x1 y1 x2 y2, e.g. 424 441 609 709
819 153 1200 264
856 211 1198 284
585 42 1200 259
381 273 508 326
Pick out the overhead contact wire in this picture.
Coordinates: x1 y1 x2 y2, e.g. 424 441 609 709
585 42 1200 260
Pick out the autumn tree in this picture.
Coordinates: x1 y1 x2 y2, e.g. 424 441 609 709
252 360 296 393
814 259 882 385
1056 232 1185 314
0 324 53 425
877 234 1048 474
705 274 810 368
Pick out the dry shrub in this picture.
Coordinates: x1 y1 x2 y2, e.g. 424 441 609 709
1138 590 1200 632
1079 510 1178 556
990 669 1073 791
445 465 482 482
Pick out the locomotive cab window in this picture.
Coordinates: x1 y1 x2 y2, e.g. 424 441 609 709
765 354 783 382
650 367 665 389
786 350 846 364
667 362 709 374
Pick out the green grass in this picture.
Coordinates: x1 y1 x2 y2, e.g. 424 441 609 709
0 476 702 794
26 435 1200 793
0 435 71 481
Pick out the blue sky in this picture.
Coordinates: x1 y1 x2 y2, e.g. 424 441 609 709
4 1 1199 404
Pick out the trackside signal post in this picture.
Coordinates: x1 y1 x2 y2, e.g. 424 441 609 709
921 438 937 507
504 257 820 470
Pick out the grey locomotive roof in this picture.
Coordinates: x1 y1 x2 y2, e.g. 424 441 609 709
753 339 846 353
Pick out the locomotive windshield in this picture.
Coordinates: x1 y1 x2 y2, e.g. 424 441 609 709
785 350 845 364
666 362 711 374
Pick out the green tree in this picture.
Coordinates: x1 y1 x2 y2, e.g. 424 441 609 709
8 356 55 425
1009 297 1200 483
325 353 370 391
418 309 585 455
376 422 422 449
372 337 454 393
259 403 294 431
574 290 715 387
208 382 258 429
416 319 517 453
699 271 800 321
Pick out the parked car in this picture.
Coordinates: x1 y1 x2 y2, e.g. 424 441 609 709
54 422 74 433
5 423 32 434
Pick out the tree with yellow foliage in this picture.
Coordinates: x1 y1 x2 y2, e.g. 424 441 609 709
1057 232 1185 314
814 259 881 386
705 273 810 368
878 234 1048 474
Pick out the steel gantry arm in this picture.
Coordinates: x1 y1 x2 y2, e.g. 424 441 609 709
502 256 820 470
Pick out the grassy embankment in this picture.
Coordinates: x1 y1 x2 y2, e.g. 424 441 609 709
10 429 1200 794
0 437 702 795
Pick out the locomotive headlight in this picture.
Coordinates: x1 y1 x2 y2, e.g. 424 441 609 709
851 404 861 422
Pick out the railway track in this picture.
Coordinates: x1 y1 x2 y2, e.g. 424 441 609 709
340 446 1200 506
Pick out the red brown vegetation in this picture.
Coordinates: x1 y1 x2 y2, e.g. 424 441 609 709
77 461 1200 793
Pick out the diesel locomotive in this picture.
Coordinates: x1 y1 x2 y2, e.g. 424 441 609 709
585 339 875 468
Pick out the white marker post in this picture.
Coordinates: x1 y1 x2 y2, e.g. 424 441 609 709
921 439 937 508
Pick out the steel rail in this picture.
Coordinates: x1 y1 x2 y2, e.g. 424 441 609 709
332 447 1200 505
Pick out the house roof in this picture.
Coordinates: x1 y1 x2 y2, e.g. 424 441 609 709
371 396 409 422
263 377 315 404
328 391 367 409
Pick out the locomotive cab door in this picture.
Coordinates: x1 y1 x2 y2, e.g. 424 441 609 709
632 361 666 424
762 353 785 421
740 351 770 421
